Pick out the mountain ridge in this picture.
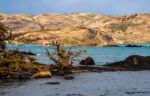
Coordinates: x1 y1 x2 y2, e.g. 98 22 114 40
0 13 150 46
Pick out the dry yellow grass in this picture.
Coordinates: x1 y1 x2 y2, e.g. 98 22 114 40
1 13 150 46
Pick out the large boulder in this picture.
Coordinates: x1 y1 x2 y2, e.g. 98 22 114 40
105 55 150 70
79 57 95 65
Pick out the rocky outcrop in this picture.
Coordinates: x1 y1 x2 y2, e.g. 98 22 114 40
80 57 95 65
104 55 150 70
0 13 150 46
125 44 143 47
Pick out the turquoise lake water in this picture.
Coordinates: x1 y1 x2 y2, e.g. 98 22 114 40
7 44 150 65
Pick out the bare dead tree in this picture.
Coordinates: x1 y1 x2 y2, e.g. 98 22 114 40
46 41 86 70
0 21 12 52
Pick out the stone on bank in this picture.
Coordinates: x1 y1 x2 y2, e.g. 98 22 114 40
33 71 51 79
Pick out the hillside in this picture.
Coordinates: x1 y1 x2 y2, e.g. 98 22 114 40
0 13 150 46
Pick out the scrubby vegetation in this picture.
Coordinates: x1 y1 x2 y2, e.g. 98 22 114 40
0 21 51 79
0 20 12 52
46 41 86 74
0 49 41 79
110 21 136 32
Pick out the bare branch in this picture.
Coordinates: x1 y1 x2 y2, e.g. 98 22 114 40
46 48 58 64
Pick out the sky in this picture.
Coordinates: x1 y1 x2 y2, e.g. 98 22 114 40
0 0 150 15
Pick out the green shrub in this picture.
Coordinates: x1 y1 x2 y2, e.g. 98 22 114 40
0 55 39 72
46 41 86 70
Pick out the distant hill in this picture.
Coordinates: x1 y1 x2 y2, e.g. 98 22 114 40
0 13 150 46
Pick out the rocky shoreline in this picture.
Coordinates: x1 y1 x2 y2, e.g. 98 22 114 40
0 53 150 80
